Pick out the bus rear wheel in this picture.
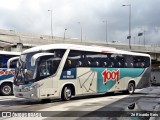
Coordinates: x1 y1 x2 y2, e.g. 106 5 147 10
61 86 72 101
0 83 13 96
127 82 135 94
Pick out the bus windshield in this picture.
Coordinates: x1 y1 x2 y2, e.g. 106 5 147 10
14 49 65 85
14 52 37 85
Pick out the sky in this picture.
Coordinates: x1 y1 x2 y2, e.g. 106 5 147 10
0 0 160 45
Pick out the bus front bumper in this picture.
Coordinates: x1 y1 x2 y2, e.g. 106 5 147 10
14 89 39 100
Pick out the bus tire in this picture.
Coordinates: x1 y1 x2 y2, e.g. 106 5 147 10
61 86 72 101
127 82 135 94
0 83 13 96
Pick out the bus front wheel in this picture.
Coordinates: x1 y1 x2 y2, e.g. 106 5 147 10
0 83 13 96
61 86 72 101
128 82 135 94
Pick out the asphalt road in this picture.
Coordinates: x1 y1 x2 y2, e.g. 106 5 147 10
0 87 160 120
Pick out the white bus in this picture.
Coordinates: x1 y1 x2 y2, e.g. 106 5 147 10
0 51 20 95
13 44 151 100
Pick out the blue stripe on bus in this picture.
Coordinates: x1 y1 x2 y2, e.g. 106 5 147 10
0 74 14 81
0 68 15 81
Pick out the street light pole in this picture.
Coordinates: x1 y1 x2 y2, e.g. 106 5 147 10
64 28 67 41
143 29 146 46
103 20 107 43
48 10 53 40
122 4 131 49
78 22 82 43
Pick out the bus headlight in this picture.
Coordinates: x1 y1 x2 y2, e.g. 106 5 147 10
29 87 33 91
24 86 33 91
24 87 29 91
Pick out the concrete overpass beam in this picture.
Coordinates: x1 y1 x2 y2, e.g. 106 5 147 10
16 43 23 52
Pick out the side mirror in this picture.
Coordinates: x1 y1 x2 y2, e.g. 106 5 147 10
31 53 54 66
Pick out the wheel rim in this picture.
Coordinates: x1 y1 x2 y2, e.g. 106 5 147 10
65 88 71 99
129 83 134 93
2 85 11 95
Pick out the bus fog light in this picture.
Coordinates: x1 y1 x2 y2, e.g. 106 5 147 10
30 94 34 97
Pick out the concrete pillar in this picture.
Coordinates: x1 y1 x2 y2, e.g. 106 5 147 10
16 43 23 52
151 68 160 85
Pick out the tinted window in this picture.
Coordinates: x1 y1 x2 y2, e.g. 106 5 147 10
63 50 150 69
39 57 61 79
0 54 18 68
85 52 102 67
63 50 84 70
63 50 118 69
38 50 65 80
10 59 18 68
133 56 150 68
125 55 133 68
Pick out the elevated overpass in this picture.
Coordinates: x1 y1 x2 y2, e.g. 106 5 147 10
0 29 160 67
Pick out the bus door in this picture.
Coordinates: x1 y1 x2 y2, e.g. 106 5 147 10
31 53 57 98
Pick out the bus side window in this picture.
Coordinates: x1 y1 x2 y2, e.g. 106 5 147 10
99 53 107 68
63 50 84 70
39 61 50 77
10 59 18 68
141 62 145 68
91 60 100 67
96 61 100 67
87 60 91 66
0 55 2 67
78 60 82 67
0 61 3 68
103 62 107 67
46 61 52 75
130 63 133 68
63 59 72 70
86 57 92 67
125 55 133 68
0 55 8 68
133 56 146 68
125 63 128 68
85 52 105 67
52 59 60 74
133 56 149 68
145 57 150 67
117 62 121 68
110 62 114 68
38 56 60 80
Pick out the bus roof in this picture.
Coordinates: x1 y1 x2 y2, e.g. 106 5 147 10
22 44 150 57
0 51 21 55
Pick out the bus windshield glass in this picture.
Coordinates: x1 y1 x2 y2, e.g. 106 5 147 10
14 49 65 85
14 52 37 85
